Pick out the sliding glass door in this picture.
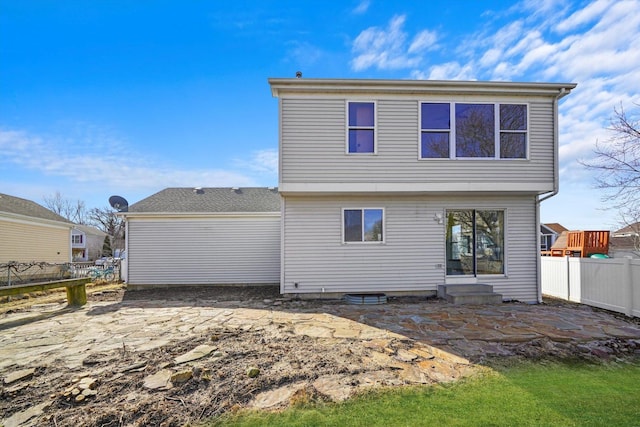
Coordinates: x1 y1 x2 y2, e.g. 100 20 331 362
446 210 504 276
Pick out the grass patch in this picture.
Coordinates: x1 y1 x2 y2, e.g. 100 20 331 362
208 359 640 426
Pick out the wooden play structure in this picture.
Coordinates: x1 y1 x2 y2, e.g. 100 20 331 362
542 230 610 258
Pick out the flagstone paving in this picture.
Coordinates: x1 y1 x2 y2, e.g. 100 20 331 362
319 298 640 361
1 290 640 426
1 295 640 372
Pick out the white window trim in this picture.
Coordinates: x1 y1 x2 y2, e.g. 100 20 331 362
341 207 385 244
418 102 529 161
417 101 452 160
498 103 529 159
345 100 377 155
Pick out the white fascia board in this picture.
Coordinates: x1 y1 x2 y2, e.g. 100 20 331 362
269 78 577 99
0 212 74 230
121 211 281 220
278 182 553 195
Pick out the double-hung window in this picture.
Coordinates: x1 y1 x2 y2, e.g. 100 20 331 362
420 102 527 159
347 101 375 153
499 104 527 158
343 208 384 242
420 103 450 158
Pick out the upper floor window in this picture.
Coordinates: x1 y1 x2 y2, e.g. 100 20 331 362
72 234 83 244
500 104 527 158
456 104 495 157
347 101 375 154
343 208 384 242
421 103 450 158
420 102 527 159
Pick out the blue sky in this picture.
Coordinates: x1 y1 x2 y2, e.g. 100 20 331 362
1 0 638 230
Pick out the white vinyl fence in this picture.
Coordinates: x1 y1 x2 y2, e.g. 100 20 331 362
541 256 640 317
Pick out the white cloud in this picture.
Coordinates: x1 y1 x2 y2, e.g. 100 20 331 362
351 15 437 71
352 0 370 15
479 48 502 68
0 128 260 195
286 41 324 67
236 148 278 175
416 62 476 81
554 0 611 33
520 0 568 16
408 30 438 54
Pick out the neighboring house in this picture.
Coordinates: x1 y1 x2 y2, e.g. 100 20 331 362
71 225 108 261
269 78 576 303
120 187 281 286
540 222 569 252
0 193 73 263
610 222 640 259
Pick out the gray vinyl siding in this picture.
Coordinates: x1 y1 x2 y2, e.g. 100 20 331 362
280 97 554 188
127 216 280 285
282 195 538 302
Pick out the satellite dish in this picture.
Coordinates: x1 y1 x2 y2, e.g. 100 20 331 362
109 195 129 212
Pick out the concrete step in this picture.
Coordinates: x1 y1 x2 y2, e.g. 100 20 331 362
437 283 493 299
438 283 503 305
445 291 503 305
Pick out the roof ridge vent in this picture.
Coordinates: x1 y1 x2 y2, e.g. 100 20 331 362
193 187 204 194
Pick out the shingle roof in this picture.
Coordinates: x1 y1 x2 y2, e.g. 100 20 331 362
0 193 72 223
73 224 108 236
610 235 639 251
542 223 569 234
127 187 281 213
613 222 640 235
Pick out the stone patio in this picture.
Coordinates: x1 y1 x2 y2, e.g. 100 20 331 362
2 290 640 426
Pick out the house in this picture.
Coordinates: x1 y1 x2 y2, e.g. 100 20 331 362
71 225 108 261
0 193 73 263
540 223 568 252
610 222 640 259
120 187 281 287
269 78 576 303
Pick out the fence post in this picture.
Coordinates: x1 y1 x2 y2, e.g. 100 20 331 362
624 257 633 316
566 255 571 301
7 265 11 286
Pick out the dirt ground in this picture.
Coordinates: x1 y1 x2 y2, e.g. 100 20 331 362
1 284 638 427
2 284 458 427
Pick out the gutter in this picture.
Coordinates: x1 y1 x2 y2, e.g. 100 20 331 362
0 211 74 229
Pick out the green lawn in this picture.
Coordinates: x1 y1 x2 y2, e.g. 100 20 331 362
208 360 640 427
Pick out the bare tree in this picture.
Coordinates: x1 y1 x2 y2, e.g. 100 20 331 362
43 191 89 224
88 207 126 254
42 192 127 255
581 104 640 241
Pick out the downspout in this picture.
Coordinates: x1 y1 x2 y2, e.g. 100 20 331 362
539 87 567 204
124 219 129 283
535 87 568 303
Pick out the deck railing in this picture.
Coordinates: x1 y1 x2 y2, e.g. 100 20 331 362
543 230 610 257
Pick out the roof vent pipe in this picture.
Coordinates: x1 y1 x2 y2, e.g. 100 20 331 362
296 71 302 78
